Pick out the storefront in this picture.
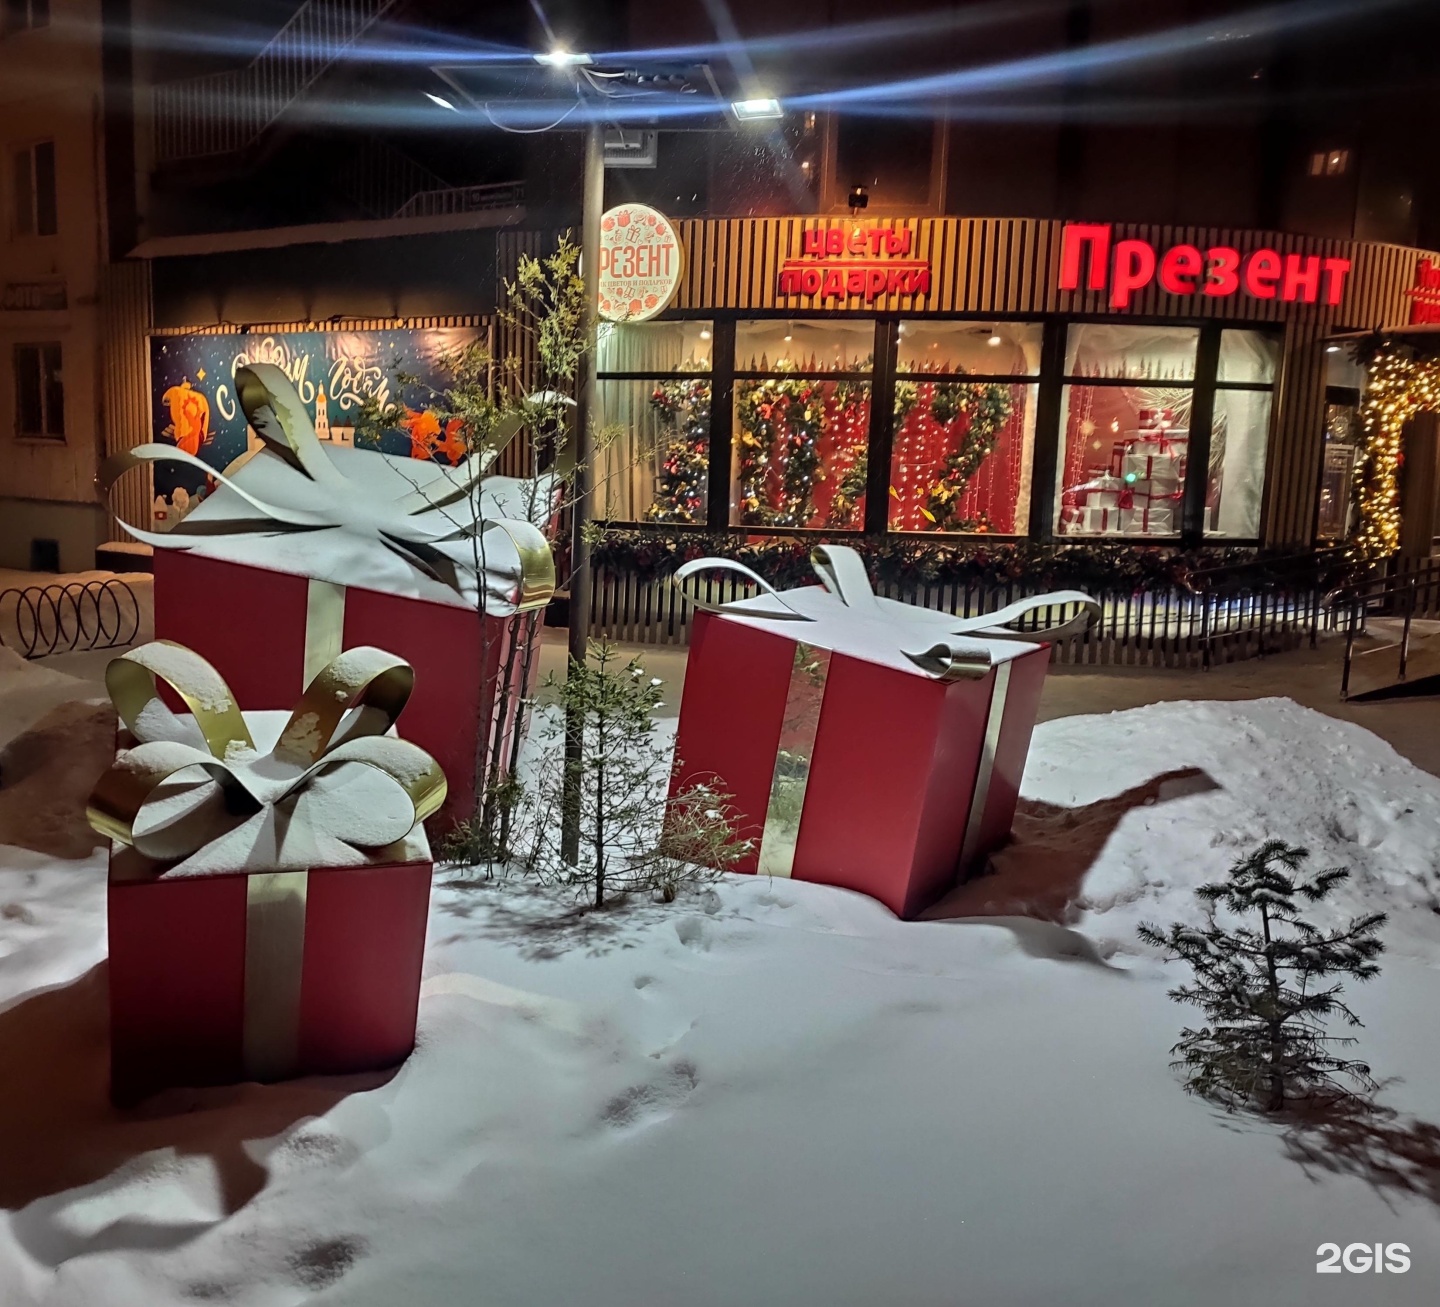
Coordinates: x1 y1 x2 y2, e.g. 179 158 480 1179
590 215 1437 552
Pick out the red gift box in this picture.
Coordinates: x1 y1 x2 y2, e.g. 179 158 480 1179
670 550 1095 919
108 847 432 1105
153 551 538 833
88 640 449 1104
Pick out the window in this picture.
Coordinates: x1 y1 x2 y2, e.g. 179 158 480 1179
889 322 1041 535
13 140 57 237
733 320 874 530
2 0 49 36
1054 325 1276 541
595 320 712 523
1207 330 1278 538
14 342 64 439
1055 326 1199 539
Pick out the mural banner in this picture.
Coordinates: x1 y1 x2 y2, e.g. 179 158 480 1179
147 327 480 529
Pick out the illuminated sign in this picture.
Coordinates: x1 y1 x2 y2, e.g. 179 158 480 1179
1057 223 1351 310
778 224 931 302
598 204 682 322
1405 258 1440 324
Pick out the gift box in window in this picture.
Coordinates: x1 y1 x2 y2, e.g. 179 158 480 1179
87 641 447 1104
102 363 558 832
1119 487 1182 536
1060 476 1126 533
669 548 1098 919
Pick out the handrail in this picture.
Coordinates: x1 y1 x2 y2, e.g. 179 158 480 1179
152 0 401 163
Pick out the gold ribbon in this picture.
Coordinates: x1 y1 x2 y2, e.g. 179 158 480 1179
674 545 1100 680
88 640 446 857
98 362 556 616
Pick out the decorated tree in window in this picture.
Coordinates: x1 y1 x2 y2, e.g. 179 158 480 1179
645 377 712 524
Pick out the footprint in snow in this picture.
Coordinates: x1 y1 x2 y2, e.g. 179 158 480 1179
674 917 711 951
600 1059 699 1131
286 1235 368 1292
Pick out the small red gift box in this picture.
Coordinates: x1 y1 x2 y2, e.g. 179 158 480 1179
154 550 539 832
670 549 1096 919
108 847 432 1105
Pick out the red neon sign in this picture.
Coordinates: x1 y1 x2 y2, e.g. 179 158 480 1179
1406 258 1440 325
1058 223 1351 309
778 225 932 302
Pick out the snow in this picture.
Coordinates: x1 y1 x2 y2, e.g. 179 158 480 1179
2 645 1440 1305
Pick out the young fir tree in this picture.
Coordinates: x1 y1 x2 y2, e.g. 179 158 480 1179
519 640 749 908
1138 840 1386 1113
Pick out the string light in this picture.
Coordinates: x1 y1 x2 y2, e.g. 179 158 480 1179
1352 341 1432 560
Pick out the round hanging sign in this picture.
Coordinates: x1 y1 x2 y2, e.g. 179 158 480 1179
597 204 682 322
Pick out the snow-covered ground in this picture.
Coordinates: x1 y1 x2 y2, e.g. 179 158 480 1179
1 647 1438 1306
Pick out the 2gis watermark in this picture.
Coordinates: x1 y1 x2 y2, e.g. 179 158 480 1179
1316 1243 1411 1274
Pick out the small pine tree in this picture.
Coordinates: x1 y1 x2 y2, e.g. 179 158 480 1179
519 641 750 908
1138 840 1386 1113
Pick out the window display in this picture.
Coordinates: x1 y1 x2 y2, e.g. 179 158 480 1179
596 322 712 523
887 321 1038 535
1055 327 1199 539
732 377 873 529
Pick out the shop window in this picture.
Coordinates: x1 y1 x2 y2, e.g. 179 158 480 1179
2 0 49 36
895 321 1042 377
1206 329 1277 539
595 321 712 523
14 342 64 439
12 140 57 237
733 321 873 529
1064 323 1199 382
1217 329 1280 385
889 321 1039 536
736 319 873 374
1055 326 1199 539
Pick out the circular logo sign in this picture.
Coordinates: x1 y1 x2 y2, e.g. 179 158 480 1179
598 204 682 322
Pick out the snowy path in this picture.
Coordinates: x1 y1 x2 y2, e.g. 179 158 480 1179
2 689 1440 1305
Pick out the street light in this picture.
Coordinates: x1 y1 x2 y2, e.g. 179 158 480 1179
731 96 783 121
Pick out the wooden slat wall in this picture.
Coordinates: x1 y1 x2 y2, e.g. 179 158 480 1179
669 216 1431 545
99 260 156 531
494 230 554 477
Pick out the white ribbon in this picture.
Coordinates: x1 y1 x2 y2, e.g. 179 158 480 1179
674 544 1100 680
101 362 557 614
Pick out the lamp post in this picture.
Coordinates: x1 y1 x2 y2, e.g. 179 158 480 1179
561 119 605 864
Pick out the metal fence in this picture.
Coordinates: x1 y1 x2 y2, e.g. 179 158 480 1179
588 562 1329 669
0 580 144 659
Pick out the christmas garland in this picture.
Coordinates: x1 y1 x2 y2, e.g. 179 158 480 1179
923 379 1013 532
590 529 1352 595
736 378 867 528
645 378 711 524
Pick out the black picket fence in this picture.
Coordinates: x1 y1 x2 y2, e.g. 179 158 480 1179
588 557 1335 669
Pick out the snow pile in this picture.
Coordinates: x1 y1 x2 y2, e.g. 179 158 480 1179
0 692 1438 1304
983 697 1440 957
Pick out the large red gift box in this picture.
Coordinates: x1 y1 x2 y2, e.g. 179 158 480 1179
108 848 431 1105
670 549 1094 919
153 549 539 833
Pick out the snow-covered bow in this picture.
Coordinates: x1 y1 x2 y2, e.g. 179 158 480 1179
674 545 1100 680
99 362 556 613
87 641 448 866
